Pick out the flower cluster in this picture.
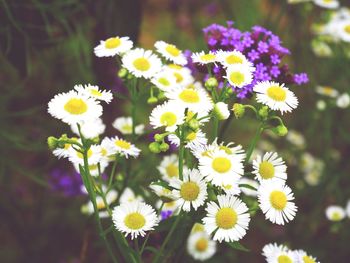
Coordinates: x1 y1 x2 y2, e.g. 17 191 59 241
262 243 319 263
201 21 308 99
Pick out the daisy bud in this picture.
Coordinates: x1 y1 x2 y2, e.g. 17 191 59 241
157 91 166 100
154 133 164 142
205 77 218 90
188 119 200 131
258 106 269 120
214 102 230 120
159 142 170 152
117 68 128 79
149 142 161 153
147 97 158 104
273 124 288 137
47 136 59 150
232 103 245 119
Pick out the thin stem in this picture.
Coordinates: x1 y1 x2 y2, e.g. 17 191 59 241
245 122 265 163
212 117 219 141
178 131 185 181
152 212 182 263
108 155 118 191
218 114 233 140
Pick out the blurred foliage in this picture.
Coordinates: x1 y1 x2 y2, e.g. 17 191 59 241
0 0 350 262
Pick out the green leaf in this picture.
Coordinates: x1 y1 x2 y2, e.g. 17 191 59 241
239 183 257 191
227 241 250 252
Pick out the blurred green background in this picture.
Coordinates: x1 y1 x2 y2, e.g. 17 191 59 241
1 0 350 262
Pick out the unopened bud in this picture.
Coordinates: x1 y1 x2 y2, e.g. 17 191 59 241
205 77 218 90
147 97 158 104
149 142 161 153
47 136 59 150
232 103 245 119
117 68 128 79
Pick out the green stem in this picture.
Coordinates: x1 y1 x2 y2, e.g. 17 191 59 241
212 117 219 141
108 155 118 191
178 135 185 181
152 212 182 263
245 122 265 163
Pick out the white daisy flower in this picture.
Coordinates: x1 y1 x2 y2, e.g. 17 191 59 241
191 223 206 234
94 36 133 57
109 136 141 158
202 195 251 242
198 149 244 187
267 249 298 263
68 144 102 166
163 64 194 87
157 154 180 182
252 152 287 183
225 64 254 88
149 101 185 132
239 177 259 197
313 0 339 9
74 84 113 103
216 50 252 68
170 169 207 212
112 201 159 239
48 90 103 125
112 116 145 135
262 243 289 260
336 93 350 108
220 179 241 196
100 137 118 163
52 137 79 159
315 85 339 98
254 81 298 114
151 70 178 91
119 187 144 204
258 179 297 225
71 118 106 139
165 86 213 114
122 48 162 79
154 41 187 65
187 232 217 261
294 249 320 263
192 51 218 65
81 188 118 218
168 129 208 151
337 20 350 42
213 102 230 120
325 205 345 221
149 184 176 200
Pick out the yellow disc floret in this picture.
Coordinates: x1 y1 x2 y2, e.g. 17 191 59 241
226 54 243 64
64 98 88 115
277 255 292 263
124 212 146 230
270 190 287 210
259 161 275 179
195 238 209 252
267 86 287 102
133 58 151 71
165 164 178 178
212 157 231 173
179 89 200 103
166 45 180 56
180 181 200 201
105 37 121 49
160 112 177 126
216 207 237 229
229 72 245 86
115 139 131 150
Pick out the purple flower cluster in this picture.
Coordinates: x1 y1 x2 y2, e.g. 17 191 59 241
49 169 84 197
160 210 173 220
203 21 308 99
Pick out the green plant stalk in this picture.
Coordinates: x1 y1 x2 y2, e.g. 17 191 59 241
178 138 185 181
212 116 219 141
152 212 182 263
245 122 265 163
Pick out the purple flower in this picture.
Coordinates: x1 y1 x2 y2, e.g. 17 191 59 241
248 50 260 61
258 41 269 53
270 54 280 65
293 73 309 85
270 66 281 78
160 210 173 220
49 169 84 197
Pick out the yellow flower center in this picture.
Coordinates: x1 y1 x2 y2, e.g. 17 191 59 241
226 54 243 64
229 72 245 86
321 86 334 95
330 211 343 221
186 84 196 89
122 124 132 133
186 132 197 141
133 58 151 71
90 89 102 97
165 44 180 56
303 256 316 263
179 89 200 103
165 164 178 178
124 212 146 230
344 25 350 34
223 184 233 190
173 72 183 83
97 199 106 210
267 86 287 102
101 148 107 156
168 64 182 70
200 53 216 61
259 161 275 179
212 157 231 173
216 207 237 229
218 145 232 155
164 201 176 208
160 112 177 127
158 77 170 86
195 238 209 252
64 143 71 150
278 255 292 263
115 139 131 150
64 98 88 115
77 149 93 159
270 191 287 210
105 37 121 49
192 223 205 233
180 181 200 201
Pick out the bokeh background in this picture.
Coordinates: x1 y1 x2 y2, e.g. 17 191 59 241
1 0 350 262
